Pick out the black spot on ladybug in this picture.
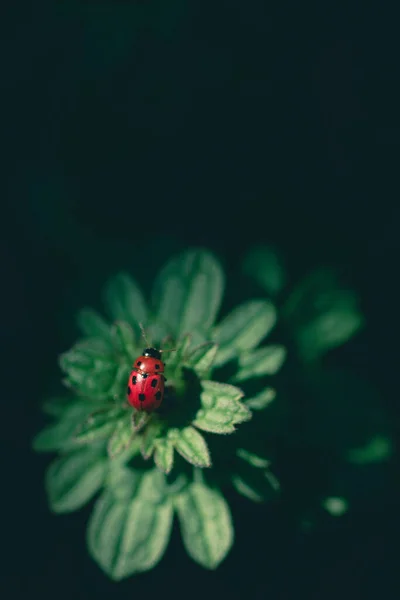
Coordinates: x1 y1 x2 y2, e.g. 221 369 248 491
151 379 157 388
155 364 160 369
139 393 146 402
142 373 148 379
127 387 131 395
131 375 137 384
155 391 162 401
137 361 142 366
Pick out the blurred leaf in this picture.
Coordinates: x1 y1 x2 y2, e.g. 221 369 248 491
231 475 264 503
132 410 150 433
244 387 276 410
193 381 251 434
106 464 142 502
296 309 364 362
87 471 173 580
236 448 270 469
322 497 348 517
138 468 169 504
109 362 132 401
154 438 174 474
152 249 224 339
33 401 99 453
110 321 137 361
175 482 233 569
231 463 280 504
75 407 126 445
173 427 211 468
59 339 118 401
103 273 148 339
185 342 219 376
242 245 286 296
141 422 163 459
76 308 111 341
107 417 135 459
213 300 276 367
346 435 393 465
46 448 107 513
233 345 286 382
284 269 364 361
41 395 77 418
166 474 189 497
163 333 192 371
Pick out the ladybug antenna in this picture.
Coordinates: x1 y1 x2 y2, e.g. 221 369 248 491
138 322 151 347
160 347 177 354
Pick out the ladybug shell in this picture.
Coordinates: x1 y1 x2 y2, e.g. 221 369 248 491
133 355 165 375
127 370 165 412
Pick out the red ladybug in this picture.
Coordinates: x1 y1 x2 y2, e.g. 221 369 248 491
127 347 166 412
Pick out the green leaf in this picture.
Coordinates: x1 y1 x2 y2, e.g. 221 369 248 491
173 427 211 468
33 401 98 453
213 300 277 367
244 387 276 410
87 471 173 579
61 338 113 364
138 468 169 504
185 342 219 376
110 321 137 361
233 345 287 382
231 468 280 504
193 381 251 434
200 380 244 401
175 482 233 569
109 362 132 401
283 269 364 361
152 249 224 338
41 396 74 417
106 464 142 502
107 417 135 459
132 410 150 432
103 272 148 338
75 407 127 444
236 448 270 468
154 438 174 474
46 448 107 513
141 421 163 459
242 245 286 296
76 308 111 340
59 339 118 401
231 475 264 503
164 333 192 370
322 497 348 517
166 474 190 496
346 435 393 465
296 308 364 362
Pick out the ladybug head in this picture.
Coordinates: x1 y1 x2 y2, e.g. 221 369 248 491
143 347 162 360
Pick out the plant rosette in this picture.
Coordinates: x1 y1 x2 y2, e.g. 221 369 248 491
33 249 285 579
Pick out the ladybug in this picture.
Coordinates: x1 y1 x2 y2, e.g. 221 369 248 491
131 347 165 376
127 347 167 412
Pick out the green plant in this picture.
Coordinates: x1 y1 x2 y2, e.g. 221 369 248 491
33 249 284 579
242 245 393 526
243 245 365 364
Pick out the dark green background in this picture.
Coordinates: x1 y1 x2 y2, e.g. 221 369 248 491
2 1 398 598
